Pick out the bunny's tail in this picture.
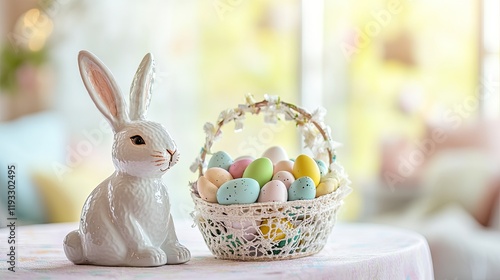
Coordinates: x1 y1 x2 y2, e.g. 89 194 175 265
63 230 86 264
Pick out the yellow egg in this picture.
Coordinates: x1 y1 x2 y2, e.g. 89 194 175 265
196 176 218 203
293 154 321 186
259 218 294 241
205 167 233 187
316 177 339 197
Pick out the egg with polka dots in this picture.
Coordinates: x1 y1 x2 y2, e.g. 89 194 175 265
216 178 260 205
288 176 316 201
258 180 288 202
208 151 233 170
272 171 295 189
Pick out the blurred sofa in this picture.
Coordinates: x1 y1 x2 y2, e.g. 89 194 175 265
369 120 500 280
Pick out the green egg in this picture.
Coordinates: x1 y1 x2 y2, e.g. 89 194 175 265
242 157 274 187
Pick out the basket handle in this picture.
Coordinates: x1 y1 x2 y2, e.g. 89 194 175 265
191 94 340 177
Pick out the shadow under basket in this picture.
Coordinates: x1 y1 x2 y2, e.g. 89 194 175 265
189 95 351 261
191 181 351 261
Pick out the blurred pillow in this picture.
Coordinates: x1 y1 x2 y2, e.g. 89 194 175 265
421 149 498 217
32 162 110 223
0 111 66 225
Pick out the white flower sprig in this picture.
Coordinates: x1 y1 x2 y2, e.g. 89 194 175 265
191 94 340 177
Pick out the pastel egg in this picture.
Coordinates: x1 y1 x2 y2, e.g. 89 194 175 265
208 151 233 170
259 218 294 241
316 174 340 197
242 157 274 187
196 176 219 203
226 220 261 241
273 160 294 175
205 167 233 187
315 159 328 177
293 154 321 186
288 176 316 201
258 180 288 202
316 177 339 197
262 146 289 164
272 171 295 189
216 178 260 204
228 158 253 179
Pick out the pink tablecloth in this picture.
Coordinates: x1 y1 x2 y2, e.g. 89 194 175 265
0 221 433 279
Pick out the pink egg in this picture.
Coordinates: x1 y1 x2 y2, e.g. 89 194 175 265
272 171 295 189
273 160 294 175
258 180 288 202
228 158 253 178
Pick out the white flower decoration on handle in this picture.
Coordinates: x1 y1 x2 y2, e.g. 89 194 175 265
190 94 340 180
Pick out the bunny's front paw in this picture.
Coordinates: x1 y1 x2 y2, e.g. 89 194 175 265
164 242 191 264
128 247 167 267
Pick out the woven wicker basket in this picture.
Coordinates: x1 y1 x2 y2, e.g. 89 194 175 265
190 95 351 261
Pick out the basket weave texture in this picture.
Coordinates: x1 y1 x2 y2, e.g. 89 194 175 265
190 95 351 261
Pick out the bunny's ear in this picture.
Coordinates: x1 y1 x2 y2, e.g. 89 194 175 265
129 53 155 121
78 50 129 132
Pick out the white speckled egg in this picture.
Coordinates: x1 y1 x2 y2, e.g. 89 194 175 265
272 171 295 189
196 176 219 203
258 180 288 202
208 151 233 170
262 146 289 164
205 167 233 187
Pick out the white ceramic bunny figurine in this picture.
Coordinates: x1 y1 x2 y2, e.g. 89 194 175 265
63 50 191 266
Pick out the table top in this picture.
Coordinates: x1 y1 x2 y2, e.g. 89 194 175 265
0 221 433 280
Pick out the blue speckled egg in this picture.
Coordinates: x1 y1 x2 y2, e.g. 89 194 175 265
315 159 328 177
208 151 233 170
288 176 316 201
217 178 260 204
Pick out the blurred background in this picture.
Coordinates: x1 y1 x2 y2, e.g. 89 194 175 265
0 0 498 278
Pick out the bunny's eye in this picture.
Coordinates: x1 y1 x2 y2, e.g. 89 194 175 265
130 135 146 145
